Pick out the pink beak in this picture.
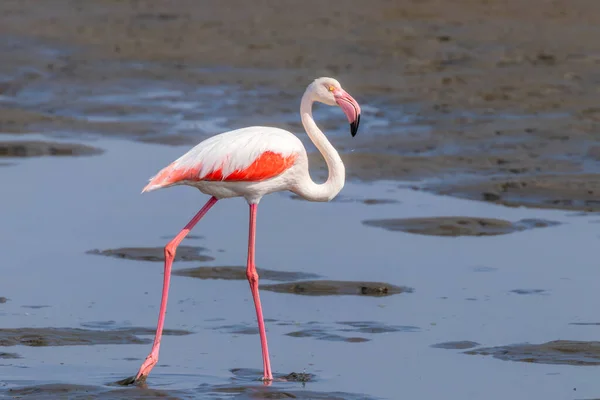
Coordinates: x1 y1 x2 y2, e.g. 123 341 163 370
334 89 361 137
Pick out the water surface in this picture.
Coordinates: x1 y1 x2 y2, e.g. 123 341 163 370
1 137 599 399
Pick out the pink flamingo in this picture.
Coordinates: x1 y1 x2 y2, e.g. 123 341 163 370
133 77 361 383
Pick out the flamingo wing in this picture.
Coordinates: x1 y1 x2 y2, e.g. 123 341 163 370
142 127 302 192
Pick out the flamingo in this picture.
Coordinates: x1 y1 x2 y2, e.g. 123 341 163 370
132 77 361 384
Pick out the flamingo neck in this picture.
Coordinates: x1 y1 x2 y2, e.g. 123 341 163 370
293 89 345 202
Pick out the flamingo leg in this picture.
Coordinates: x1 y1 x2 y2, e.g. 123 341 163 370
246 203 273 381
134 196 218 383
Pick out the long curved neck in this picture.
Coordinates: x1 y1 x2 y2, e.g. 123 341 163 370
293 89 345 202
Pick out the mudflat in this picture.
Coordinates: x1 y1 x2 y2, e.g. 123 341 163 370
2 0 600 210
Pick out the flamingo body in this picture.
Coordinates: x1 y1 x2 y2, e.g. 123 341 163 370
142 126 306 203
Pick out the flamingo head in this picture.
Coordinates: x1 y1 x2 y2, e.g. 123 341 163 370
311 77 362 137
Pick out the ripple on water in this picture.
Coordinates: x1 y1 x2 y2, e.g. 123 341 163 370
283 320 419 343
111 368 376 399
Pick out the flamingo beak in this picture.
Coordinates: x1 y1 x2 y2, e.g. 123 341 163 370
334 89 361 137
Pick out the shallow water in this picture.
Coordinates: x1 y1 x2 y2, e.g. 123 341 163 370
1 136 600 399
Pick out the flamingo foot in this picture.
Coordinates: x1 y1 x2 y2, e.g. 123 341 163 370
116 352 158 386
134 352 158 382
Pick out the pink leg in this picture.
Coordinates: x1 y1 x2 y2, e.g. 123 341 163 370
246 203 273 381
134 196 218 383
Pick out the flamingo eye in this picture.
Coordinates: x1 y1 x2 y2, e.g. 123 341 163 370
327 85 335 92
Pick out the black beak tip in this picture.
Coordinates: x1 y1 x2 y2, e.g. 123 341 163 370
350 114 360 137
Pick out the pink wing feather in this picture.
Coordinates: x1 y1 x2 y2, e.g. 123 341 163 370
142 127 302 193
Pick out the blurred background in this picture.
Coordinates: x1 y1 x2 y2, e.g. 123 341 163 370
1 1 600 399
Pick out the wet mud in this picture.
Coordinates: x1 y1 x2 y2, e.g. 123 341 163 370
86 246 214 262
433 175 600 212
212 323 259 336
21 305 51 309
465 340 600 366
260 280 413 297
173 265 320 281
361 198 401 206
18 385 376 400
5 384 192 400
0 352 20 359
431 341 480 350
510 289 547 295
2 1 600 211
0 327 191 347
207 386 377 400
0 297 7 304
284 320 419 343
285 327 369 343
0 141 104 158
362 217 560 237
336 321 418 334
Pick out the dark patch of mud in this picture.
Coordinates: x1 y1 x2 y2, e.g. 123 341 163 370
336 321 419 334
362 198 400 205
433 175 600 212
173 265 320 281
0 327 191 347
465 340 600 366
3 0 600 214
260 280 413 297
362 216 560 236
285 328 370 343
0 352 21 359
21 305 50 309
285 320 418 343
570 322 600 326
210 386 376 400
6 384 191 399
0 141 103 158
213 324 259 335
510 289 547 295
432 340 480 350
0 297 7 304
86 246 214 262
